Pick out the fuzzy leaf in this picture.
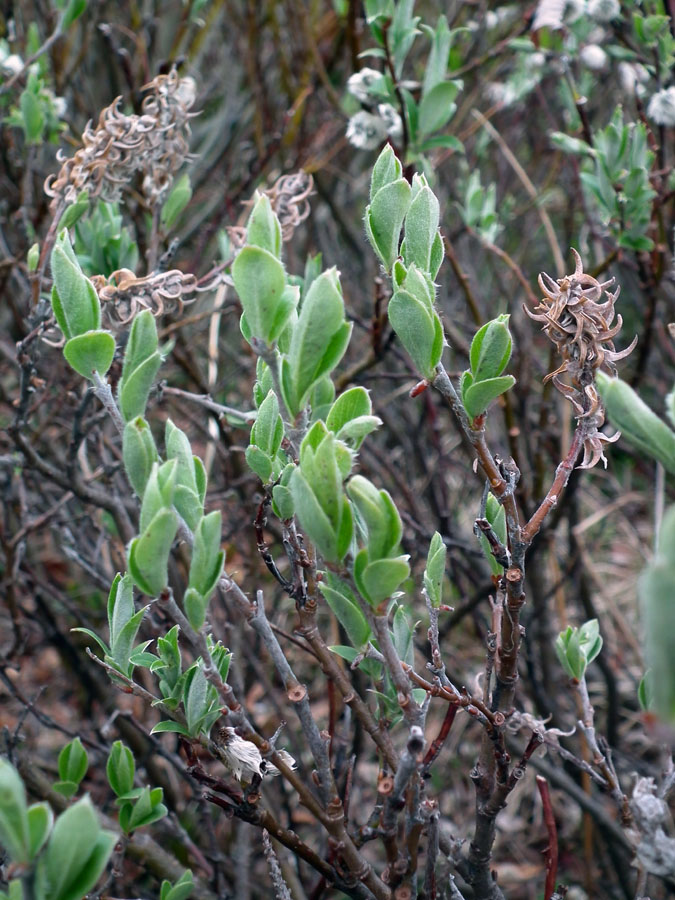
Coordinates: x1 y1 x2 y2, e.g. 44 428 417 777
403 177 440 273
122 417 158 497
246 193 282 258
232 246 288 345
127 508 178 597
462 375 515 420
388 289 444 379
320 577 371 647
365 179 412 271
63 331 115 381
423 531 446 608
418 80 460 135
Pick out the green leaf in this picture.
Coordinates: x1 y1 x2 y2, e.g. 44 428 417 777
392 605 414 666
107 741 135 797
150 721 191 736
596 373 675 475
370 144 403 200
419 134 464 153
327 387 372 433
423 531 446 608
40 796 116 900
290 469 339 563
184 665 209 735
52 781 79 798
110 606 149 674
27 803 53 859
139 460 178 533
421 15 452 96
365 179 412 271
160 173 192 230
388 289 444 380
320 577 371 647
549 131 593 156
61 0 88 29
232 246 289 345
50 231 101 339
63 330 115 381
118 309 162 421
127 508 178 597
285 268 351 416
122 417 159 497
59 192 90 230
108 572 134 649
640 505 675 722
126 786 167 832
0 760 30 864
469 315 513 382
478 494 507 576
347 475 401 560
57 738 88 786
246 193 282 257
272 483 294 520
355 554 411 606
462 375 515 420
161 870 194 900
165 420 204 529
188 510 224 610
245 445 273 482
402 176 440 273
250 390 283 457
20 88 44 143
418 80 460 135
70 627 110 657
638 669 654 712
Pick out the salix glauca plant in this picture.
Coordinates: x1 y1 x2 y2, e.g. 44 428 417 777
3 36 674 900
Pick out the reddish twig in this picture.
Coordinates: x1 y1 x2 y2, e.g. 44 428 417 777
536 775 559 900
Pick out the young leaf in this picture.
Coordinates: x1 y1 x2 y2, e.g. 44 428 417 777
0 760 30 864
365 179 412 271
232 246 289 345
418 80 460 135
284 268 352 416
39 796 116 900
26 803 53 860
596 373 675 475
462 375 516 420
122 417 159 497
388 289 444 380
246 193 282 258
469 315 513 382
118 309 162 421
127 508 178 597
50 231 101 339
160 173 192 230
402 177 440 273
423 531 446 608
63 330 116 381
107 741 135 797
320 577 371 647
57 738 88 787
370 144 403 200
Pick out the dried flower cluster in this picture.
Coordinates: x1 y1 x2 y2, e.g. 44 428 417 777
525 249 637 468
260 171 314 241
45 68 196 210
230 171 315 248
92 267 209 326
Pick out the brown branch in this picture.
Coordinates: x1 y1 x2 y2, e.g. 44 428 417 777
536 775 559 900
